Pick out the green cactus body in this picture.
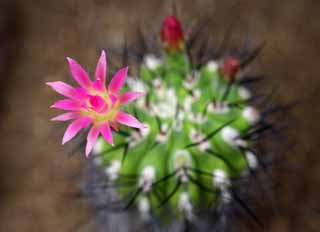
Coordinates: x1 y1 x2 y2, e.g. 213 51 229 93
90 17 262 226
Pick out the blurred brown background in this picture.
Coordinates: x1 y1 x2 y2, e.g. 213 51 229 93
0 0 319 231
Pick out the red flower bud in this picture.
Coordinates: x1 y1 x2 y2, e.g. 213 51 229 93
222 58 241 79
161 16 184 51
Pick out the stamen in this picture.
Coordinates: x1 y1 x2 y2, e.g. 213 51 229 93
88 95 107 112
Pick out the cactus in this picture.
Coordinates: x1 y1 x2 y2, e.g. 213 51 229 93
84 15 271 230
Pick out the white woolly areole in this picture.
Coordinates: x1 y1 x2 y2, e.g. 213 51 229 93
92 137 104 165
151 87 177 119
183 96 194 112
156 131 169 143
213 169 232 203
156 123 170 143
189 129 211 152
177 169 189 183
178 192 193 220
174 150 191 168
126 77 148 108
183 71 200 90
245 151 258 169
105 160 121 181
207 102 230 114
92 138 104 155
128 123 151 147
189 113 207 124
221 126 247 147
221 126 239 145
189 128 201 141
221 190 232 203
213 169 230 188
144 54 162 70
173 111 185 132
174 150 191 183
127 131 140 145
152 103 174 118
161 123 169 132
193 89 201 99
242 106 260 125
140 123 151 137
207 60 219 72
139 166 156 192
199 141 210 152
127 76 148 93
238 87 251 100
153 77 163 88
138 197 151 220
166 88 177 101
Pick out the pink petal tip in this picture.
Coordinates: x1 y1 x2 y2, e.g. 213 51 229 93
115 111 145 129
62 117 93 145
120 92 146 105
66 57 92 88
108 66 128 94
85 127 100 158
99 123 114 145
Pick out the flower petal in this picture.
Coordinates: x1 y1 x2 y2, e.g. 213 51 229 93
99 123 114 145
94 50 107 91
62 117 93 144
109 94 118 107
67 57 92 88
86 126 100 157
119 91 145 105
74 87 88 100
46 81 76 99
108 67 128 94
110 121 119 132
51 99 81 111
51 112 79 121
115 111 145 129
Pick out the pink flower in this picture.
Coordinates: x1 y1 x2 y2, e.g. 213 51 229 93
47 50 146 157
